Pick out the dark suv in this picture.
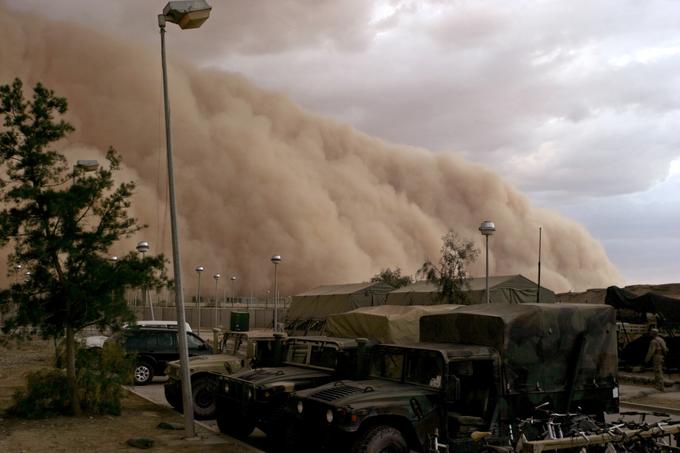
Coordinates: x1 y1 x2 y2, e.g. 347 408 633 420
109 327 212 385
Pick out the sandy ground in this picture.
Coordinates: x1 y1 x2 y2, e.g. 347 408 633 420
0 338 256 453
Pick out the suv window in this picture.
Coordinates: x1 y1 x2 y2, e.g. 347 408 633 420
187 333 205 349
156 332 175 348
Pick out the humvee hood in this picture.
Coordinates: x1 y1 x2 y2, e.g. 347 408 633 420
234 366 333 384
300 379 437 406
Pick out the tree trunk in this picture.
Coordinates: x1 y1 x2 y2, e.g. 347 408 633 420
65 326 80 416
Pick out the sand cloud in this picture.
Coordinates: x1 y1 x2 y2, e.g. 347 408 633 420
0 5 621 294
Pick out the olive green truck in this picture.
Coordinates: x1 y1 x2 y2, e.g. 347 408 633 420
289 303 620 453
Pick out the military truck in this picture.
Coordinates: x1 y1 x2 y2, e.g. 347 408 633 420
214 335 371 439
289 304 619 452
163 329 278 419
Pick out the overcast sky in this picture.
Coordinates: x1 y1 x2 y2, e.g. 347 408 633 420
6 0 680 285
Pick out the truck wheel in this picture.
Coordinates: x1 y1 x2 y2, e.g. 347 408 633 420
215 401 255 438
352 425 408 453
192 376 218 420
134 361 154 385
164 382 182 412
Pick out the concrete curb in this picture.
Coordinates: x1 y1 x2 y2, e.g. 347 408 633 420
620 400 680 416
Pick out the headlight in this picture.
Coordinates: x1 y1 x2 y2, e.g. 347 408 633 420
325 409 334 423
297 401 304 414
224 383 230 393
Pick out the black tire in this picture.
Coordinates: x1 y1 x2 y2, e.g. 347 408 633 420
134 360 154 385
352 425 408 453
192 376 218 420
164 382 183 412
215 400 255 438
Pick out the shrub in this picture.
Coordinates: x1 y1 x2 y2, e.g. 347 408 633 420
8 369 70 418
8 342 134 417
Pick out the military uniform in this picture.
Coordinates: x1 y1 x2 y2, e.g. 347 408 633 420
646 333 668 391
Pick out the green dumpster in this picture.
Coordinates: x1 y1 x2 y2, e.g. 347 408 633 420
230 311 250 332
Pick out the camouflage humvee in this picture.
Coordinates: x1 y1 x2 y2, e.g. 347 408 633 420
214 335 371 439
163 329 279 419
289 304 619 452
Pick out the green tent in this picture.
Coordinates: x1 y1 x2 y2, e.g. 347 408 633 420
386 274 555 306
286 282 394 334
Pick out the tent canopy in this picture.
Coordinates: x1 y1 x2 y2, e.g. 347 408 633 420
287 281 394 333
386 274 555 306
605 285 680 324
325 304 462 344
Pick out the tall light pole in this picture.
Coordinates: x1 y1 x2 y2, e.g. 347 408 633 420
230 276 237 307
479 220 496 304
136 241 154 320
271 255 282 331
195 266 204 336
213 273 220 327
537 227 542 304
158 0 212 436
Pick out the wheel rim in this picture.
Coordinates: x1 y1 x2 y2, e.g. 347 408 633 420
195 387 213 408
135 365 150 383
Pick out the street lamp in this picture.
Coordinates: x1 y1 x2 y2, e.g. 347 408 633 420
230 276 237 307
136 241 154 320
158 0 212 436
271 255 282 332
479 220 496 304
195 266 204 336
213 273 220 327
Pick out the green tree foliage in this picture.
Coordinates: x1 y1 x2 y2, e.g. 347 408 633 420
0 78 166 415
417 230 479 304
370 267 413 289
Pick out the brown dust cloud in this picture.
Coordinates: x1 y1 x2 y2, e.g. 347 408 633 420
0 5 621 295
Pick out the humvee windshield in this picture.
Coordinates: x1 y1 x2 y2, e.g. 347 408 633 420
221 333 247 355
371 347 444 389
283 341 339 370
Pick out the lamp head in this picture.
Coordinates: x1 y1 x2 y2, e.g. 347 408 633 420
75 159 99 172
213 273 220 280
271 255 282 264
136 241 150 253
195 266 205 273
162 1 212 29
479 220 496 236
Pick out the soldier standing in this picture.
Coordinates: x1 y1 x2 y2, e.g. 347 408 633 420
645 328 668 391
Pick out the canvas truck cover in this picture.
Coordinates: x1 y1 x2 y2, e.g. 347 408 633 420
605 285 680 324
325 304 462 344
420 303 617 394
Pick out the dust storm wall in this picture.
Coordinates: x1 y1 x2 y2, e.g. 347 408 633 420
0 5 621 294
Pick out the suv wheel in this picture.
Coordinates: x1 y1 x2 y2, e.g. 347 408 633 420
192 376 218 420
352 425 408 453
134 360 154 385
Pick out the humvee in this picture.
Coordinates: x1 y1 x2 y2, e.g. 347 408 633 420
289 304 619 452
163 329 278 419
214 335 371 439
